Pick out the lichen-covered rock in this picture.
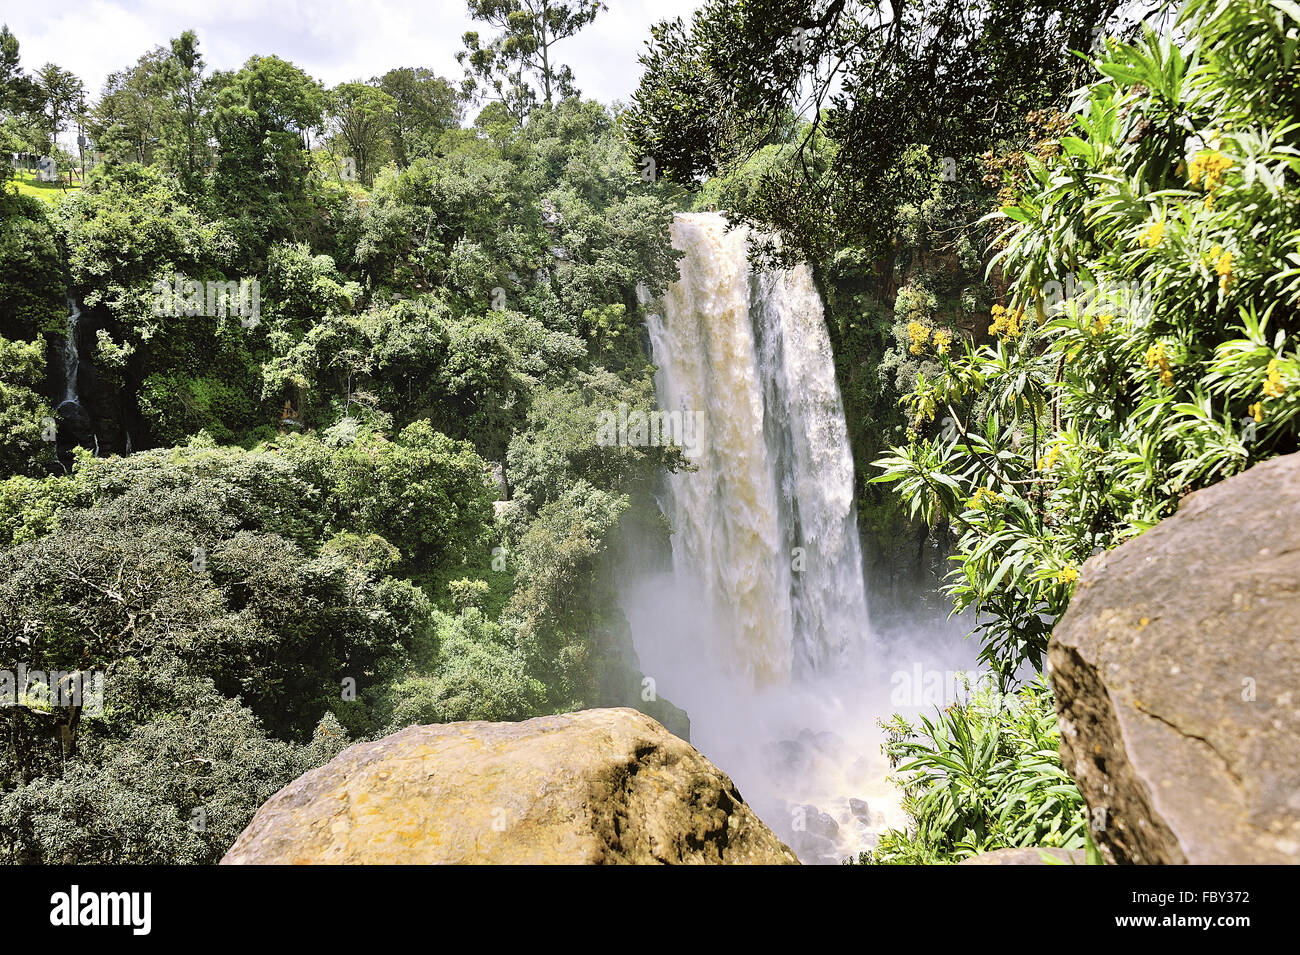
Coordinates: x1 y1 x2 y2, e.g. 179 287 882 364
222 707 797 865
1050 453 1300 864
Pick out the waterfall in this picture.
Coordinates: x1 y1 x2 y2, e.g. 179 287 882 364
62 296 81 406
56 294 100 457
622 212 914 863
644 213 870 684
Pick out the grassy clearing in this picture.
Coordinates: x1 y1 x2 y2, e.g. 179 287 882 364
7 167 81 202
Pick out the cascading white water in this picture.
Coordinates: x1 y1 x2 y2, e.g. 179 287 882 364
622 212 922 863
57 294 103 457
645 213 870 683
644 216 792 685
62 296 81 405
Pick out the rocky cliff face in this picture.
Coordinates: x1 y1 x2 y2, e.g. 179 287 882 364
1050 453 1300 864
222 707 798 865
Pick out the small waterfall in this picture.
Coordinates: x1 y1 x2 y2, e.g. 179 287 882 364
623 213 905 863
56 294 99 457
61 296 81 406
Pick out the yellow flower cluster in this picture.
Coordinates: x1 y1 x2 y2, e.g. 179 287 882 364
1091 312 1114 336
1215 248 1233 292
968 487 1004 511
1040 443 1063 472
989 304 1024 339
1189 150 1232 192
907 322 955 357
907 321 930 355
1139 220 1165 249
1264 359 1287 398
1201 244 1235 291
1056 565 1079 585
1249 401 1263 423
1145 341 1174 386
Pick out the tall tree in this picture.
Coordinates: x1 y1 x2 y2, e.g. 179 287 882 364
35 62 82 156
166 30 206 190
89 48 172 166
0 25 38 113
457 34 534 125
88 33 206 182
0 25 43 165
326 81 395 185
376 67 462 167
458 0 605 120
211 55 324 252
0 25 20 100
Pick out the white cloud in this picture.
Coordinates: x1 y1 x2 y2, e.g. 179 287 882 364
4 0 701 107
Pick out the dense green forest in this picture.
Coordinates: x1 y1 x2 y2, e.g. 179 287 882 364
0 6 693 863
2 0 1298 865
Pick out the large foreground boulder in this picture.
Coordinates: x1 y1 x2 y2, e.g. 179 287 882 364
222 707 797 864
1050 453 1300 864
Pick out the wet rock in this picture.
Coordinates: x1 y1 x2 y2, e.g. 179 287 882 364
787 830 838 864
795 804 840 840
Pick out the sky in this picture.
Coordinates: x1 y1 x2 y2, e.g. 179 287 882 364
4 0 703 109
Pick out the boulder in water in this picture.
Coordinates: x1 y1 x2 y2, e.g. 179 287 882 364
781 803 849 865
221 707 797 865
797 804 840 840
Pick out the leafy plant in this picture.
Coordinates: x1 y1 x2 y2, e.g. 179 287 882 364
874 0 1300 679
863 676 1086 864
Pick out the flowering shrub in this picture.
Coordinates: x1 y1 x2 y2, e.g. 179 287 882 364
874 0 1300 677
